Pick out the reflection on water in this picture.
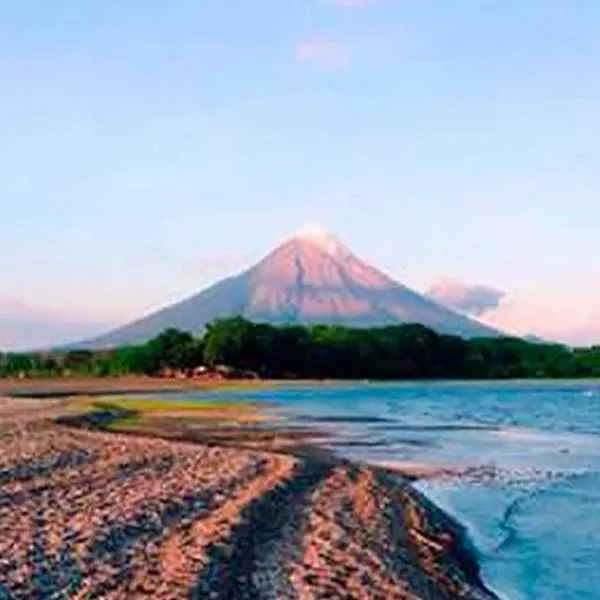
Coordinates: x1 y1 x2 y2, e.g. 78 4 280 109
162 381 600 600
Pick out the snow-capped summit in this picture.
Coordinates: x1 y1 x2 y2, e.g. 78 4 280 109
289 223 342 255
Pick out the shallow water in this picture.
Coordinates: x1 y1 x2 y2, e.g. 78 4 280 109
167 381 600 599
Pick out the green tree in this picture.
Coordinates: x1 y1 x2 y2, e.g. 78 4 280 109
203 317 254 368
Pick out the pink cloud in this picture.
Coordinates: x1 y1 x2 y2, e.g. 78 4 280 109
295 36 349 68
558 328 600 347
478 297 600 347
326 0 371 6
548 310 600 347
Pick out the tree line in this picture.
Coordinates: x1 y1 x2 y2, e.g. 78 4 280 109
1 317 599 379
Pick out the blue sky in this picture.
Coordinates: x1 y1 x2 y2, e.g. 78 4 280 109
1 0 599 348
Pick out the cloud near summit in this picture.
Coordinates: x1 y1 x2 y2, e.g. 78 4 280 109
427 280 506 317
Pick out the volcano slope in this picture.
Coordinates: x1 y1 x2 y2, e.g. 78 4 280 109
81 227 501 349
0 398 497 600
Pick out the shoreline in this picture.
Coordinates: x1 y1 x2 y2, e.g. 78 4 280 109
0 375 597 399
0 394 499 599
0 376 258 398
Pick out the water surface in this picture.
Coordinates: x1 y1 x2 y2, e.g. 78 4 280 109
163 381 600 599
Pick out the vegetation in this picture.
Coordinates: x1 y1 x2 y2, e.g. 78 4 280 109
1 317 599 380
59 396 259 433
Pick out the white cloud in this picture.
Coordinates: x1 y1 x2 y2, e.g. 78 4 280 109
427 280 506 316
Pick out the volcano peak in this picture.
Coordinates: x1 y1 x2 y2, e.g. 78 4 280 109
289 222 343 256
78 229 503 348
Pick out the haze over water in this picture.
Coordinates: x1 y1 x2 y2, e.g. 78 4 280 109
171 380 600 599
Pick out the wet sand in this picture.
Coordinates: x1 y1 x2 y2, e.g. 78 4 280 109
0 397 497 599
0 376 242 398
0 376 323 399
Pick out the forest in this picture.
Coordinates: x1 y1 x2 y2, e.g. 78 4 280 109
1 317 599 380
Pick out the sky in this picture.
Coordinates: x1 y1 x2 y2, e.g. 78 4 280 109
1 0 599 349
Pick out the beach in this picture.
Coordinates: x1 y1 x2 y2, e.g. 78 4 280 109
0 376 256 398
0 391 496 599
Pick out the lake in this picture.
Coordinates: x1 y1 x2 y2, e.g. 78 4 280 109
163 380 600 599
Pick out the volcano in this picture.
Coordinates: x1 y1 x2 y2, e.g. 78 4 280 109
81 226 502 348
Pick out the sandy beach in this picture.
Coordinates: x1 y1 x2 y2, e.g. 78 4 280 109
0 376 248 398
0 394 497 599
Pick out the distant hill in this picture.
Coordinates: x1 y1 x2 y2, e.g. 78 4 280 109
523 334 551 345
78 226 503 348
0 299 109 351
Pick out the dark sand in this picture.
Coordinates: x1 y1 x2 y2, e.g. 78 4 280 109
0 376 232 398
0 394 497 599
